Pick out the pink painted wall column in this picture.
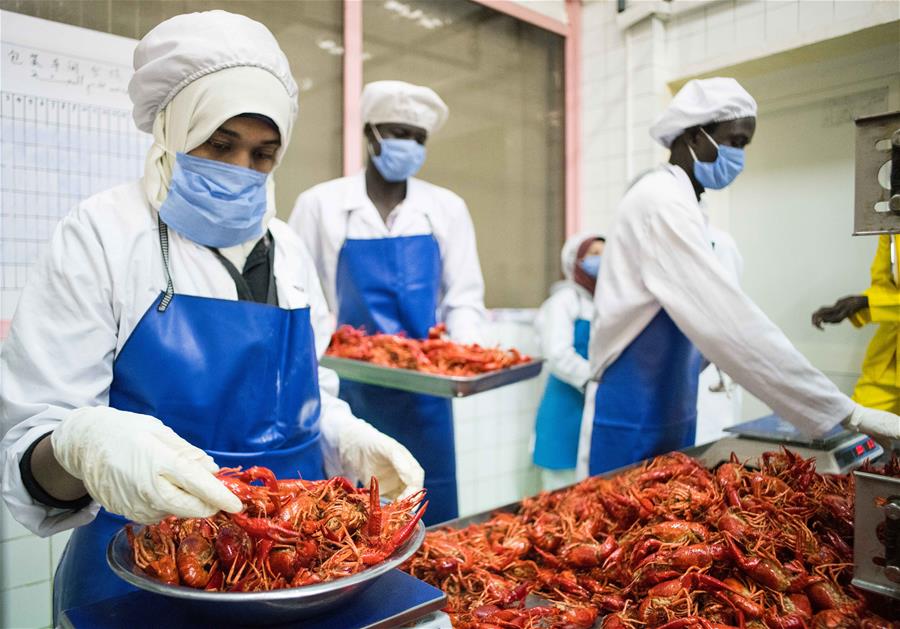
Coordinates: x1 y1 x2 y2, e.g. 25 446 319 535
342 0 363 176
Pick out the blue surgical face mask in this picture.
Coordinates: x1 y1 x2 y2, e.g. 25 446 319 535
579 255 601 278
689 128 745 190
369 126 426 182
159 152 268 248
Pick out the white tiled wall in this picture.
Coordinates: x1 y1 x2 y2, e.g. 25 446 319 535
1 499 67 629
0 311 545 627
580 0 900 234
454 312 545 517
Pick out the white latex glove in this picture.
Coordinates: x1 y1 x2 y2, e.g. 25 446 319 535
51 407 242 523
337 420 425 501
843 403 900 451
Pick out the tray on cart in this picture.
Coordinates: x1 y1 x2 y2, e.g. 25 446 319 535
320 356 544 398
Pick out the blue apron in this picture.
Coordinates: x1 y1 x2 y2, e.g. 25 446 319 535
335 232 457 525
53 221 326 618
588 309 702 475
533 318 590 469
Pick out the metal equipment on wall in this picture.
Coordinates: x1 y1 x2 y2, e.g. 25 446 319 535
850 109 900 602
853 471 900 601
853 111 900 235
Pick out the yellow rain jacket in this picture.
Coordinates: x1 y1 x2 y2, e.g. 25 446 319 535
851 235 900 413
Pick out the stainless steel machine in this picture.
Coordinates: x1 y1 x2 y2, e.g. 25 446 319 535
850 110 900 603
853 469 900 602
853 111 900 235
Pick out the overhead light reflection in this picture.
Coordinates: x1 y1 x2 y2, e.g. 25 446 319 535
382 0 451 30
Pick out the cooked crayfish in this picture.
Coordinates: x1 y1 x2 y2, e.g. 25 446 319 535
127 470 426 592
404 450 900 628
326 323 531 376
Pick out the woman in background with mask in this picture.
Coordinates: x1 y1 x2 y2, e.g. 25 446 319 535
290 81 486 524
0 12 422 617
583 77 899 477
533 233 604 491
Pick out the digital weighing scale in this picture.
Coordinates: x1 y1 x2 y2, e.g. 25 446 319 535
699 414 883 474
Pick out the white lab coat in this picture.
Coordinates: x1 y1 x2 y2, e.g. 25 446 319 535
0 180 365 537
535 281 594 389
695 225 744 444
589 163 854 437
288 171 487 344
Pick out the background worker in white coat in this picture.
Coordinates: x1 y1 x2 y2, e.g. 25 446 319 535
585 77 900 476
0 12 422 617
290 80 487 524
533 232 604 491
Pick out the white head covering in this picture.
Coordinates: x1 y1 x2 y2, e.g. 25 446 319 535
130 11 297 269
649 77 757 148
129 10 297 134
361 80 449 135
561 231 603 281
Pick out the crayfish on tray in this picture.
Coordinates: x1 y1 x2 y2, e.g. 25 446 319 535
127 467 427 592
326 323 531 376
404 450 900 628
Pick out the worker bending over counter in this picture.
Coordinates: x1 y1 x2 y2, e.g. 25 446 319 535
580 77 900 477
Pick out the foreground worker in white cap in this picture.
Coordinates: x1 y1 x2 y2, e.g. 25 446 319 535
290 81 486 524
0 12 423 616
583 77 900 476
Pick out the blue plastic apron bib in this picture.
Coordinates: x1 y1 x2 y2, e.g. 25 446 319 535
533 318 590 469
588 309 702 475
335 232 457 525
53 221 325 618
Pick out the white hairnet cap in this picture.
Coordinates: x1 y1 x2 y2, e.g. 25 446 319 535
649 77 757 148
361 80 449 135
129 10 298 133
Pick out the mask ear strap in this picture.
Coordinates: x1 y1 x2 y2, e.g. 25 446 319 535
367 124 384 158
701 127 720 149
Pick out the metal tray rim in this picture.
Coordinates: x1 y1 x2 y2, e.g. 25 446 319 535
321 355 543 383
320 355 544 398
107 519 425 602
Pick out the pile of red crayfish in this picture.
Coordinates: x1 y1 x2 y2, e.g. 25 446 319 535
326 323 531 376
127 467 427 591
405 450 900 629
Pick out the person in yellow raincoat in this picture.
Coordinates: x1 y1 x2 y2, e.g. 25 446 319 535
812 235 900 414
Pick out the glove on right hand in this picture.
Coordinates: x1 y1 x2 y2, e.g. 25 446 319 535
51 407 241 523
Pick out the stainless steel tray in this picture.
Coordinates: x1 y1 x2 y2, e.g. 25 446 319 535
320 356 544 398
107 520 425 625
